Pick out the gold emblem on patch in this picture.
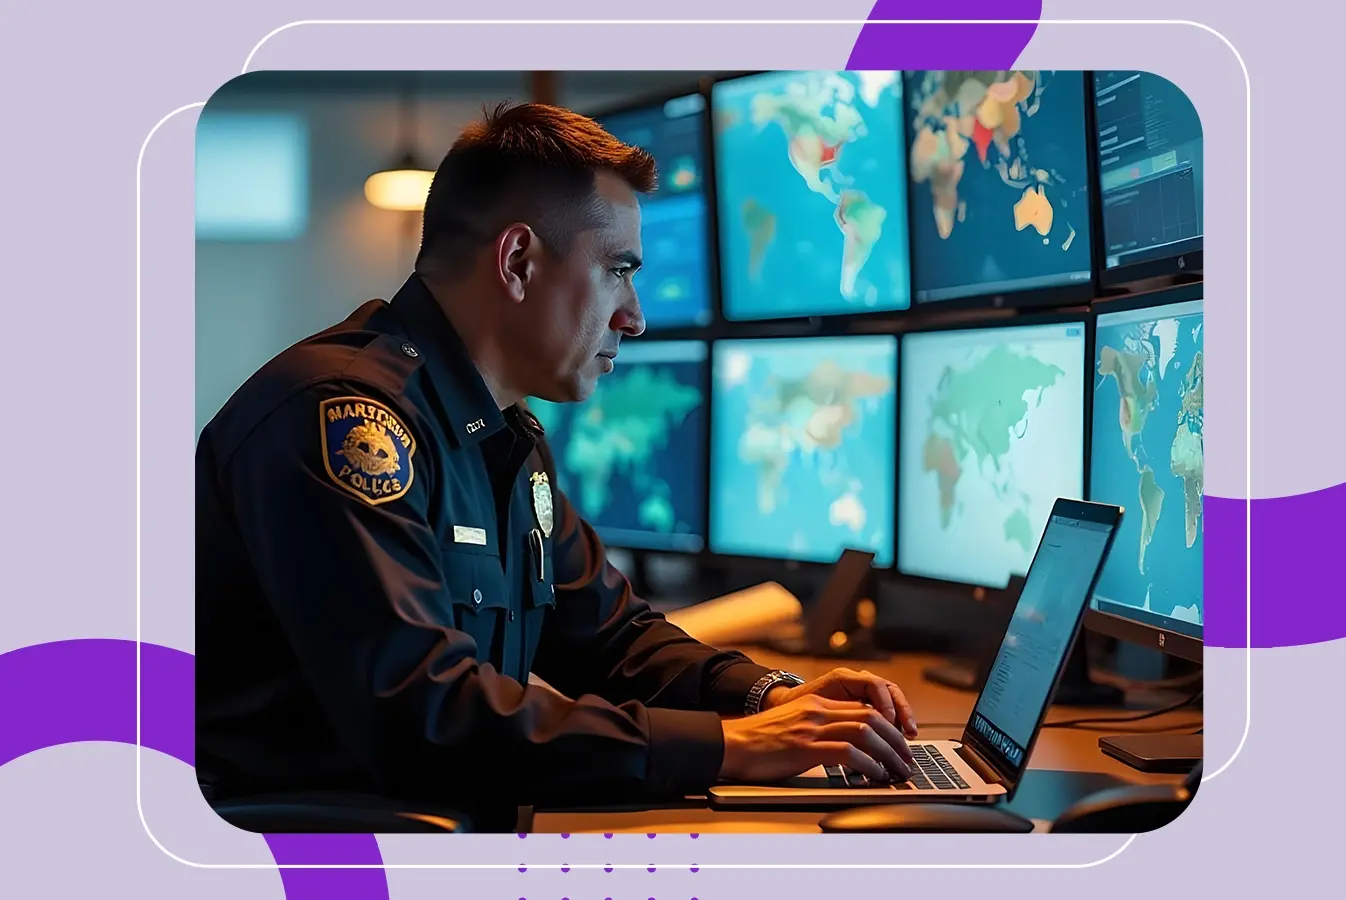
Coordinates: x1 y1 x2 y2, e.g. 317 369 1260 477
530 470 553 538
319 396 416 505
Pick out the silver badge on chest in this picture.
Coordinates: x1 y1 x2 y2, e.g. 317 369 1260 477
530 470 553 538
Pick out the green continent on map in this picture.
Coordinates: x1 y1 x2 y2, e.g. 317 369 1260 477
1170 350 1204 547
835 189 887 299
1003 508 1034 553
928 344 1066 471
1098 345 1158 459
638 487 676 534
559 367 700 526
741 198 777 281
1137 465 1165 573
923 345 1064 537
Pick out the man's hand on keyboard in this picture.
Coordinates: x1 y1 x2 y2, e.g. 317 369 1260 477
719 695 915 784
761 667 918 738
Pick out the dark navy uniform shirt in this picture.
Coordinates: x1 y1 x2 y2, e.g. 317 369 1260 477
195 274 772 810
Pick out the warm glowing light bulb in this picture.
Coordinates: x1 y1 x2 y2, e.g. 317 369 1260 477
364 168 434 211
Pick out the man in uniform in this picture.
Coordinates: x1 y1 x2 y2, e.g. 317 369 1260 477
195 102 918 821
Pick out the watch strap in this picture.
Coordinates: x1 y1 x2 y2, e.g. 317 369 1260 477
744 669 805 716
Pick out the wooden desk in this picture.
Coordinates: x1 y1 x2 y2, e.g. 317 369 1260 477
532 649 1201 834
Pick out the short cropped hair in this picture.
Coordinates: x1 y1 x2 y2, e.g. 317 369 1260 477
416 101 657 276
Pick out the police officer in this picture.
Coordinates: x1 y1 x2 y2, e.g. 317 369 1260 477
195 102 919 818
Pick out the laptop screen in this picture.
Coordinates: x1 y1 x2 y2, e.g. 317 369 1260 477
967 506 1118 775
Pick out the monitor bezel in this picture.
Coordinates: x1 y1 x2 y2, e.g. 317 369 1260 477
961 498 1125 796
903 69 1100 314
1088 71 1205 289
891 306 1095 589
703 330 901 569
1084 281 1205 661
586 79 722 338
704 69 918 327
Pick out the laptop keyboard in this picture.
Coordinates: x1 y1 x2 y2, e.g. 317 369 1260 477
825 744 970 791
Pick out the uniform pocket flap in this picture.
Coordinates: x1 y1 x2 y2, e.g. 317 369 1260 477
440 549 510 612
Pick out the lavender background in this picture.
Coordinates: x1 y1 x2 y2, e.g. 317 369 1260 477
2 0 1334 897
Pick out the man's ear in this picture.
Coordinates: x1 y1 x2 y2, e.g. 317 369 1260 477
496 223 539 304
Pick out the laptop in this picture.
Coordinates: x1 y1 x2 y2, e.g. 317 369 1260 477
708 497 1124 809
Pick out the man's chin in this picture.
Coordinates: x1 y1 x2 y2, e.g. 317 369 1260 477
536 373 597 404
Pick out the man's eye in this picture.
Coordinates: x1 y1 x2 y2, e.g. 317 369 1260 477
611 266 633 279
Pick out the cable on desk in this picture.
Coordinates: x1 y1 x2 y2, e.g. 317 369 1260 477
1042 689 1202 729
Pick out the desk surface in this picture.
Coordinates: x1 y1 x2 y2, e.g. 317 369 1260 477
532 648 1202 833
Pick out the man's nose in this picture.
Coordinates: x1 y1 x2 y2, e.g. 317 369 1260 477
613 296 646 337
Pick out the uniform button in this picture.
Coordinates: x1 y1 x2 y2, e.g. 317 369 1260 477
472 589 482 605
401 342 419 358
509 610 516 622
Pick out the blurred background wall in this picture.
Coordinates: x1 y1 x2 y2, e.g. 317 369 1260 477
195 70 721 438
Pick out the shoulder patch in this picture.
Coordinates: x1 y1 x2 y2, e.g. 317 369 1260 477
319 396 416 505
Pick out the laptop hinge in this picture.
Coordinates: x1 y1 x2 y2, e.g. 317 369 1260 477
955 743 1005 786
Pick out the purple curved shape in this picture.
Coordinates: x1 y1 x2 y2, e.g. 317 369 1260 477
0 639 387 900
1209 481 1346 648
848 1 1043 70
1204 495 1248 649
265 835 389 900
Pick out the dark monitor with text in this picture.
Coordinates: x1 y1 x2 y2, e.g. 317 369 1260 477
1094 70 1204 282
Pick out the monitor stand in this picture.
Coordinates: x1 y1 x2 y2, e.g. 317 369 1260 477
756 549 889 661
1099 732 1203 774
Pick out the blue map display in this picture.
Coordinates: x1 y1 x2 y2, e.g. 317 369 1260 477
711 71 911 320
904 70 1093 303
710 335 897 565
1089 296 1204 637
527 341 708 553
597 94 713 330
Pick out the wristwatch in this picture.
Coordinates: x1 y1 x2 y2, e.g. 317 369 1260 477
744 669 806 716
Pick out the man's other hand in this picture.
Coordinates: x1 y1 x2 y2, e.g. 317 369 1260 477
762 667 918 737
719 694 915 785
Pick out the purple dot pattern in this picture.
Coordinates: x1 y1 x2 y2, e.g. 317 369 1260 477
8 3 1301 899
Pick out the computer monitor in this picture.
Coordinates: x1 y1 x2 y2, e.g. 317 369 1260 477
1086 285 1204 662
904 70 1094 308
710 70 912 321
1093 71 1204 284
709 334 898 565
897 318 1088 588
595 92 715 330
526 340 709 553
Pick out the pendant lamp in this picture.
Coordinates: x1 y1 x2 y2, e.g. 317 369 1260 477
364 75 435 211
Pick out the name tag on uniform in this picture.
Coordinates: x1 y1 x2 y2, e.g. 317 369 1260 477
453 526 487 546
